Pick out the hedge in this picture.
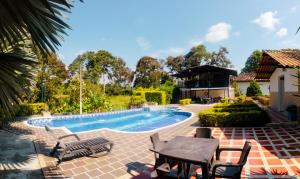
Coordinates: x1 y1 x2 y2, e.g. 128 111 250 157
15 103 49 116
133 88 167 105
129 95 146 108
199 102 270 127
145 91 166 105
179 98 192 105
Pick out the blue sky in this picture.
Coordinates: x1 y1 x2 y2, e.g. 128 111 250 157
58 0 300 72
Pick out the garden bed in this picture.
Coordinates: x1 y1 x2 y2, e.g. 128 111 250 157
199 102 270 127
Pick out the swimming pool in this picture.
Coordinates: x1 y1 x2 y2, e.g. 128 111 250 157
27 107 192 133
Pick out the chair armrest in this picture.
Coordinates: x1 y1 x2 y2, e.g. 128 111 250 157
58 134 80 141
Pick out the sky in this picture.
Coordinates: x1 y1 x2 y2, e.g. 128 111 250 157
58 0 300 72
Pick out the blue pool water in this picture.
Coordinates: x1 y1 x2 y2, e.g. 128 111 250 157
27 107 191 133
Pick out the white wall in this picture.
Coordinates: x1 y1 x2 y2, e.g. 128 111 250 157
270 68 298 93
237 81 270 95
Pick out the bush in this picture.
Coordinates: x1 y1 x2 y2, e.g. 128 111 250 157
179 98 192 105
159 81 175 104
129 95 146 108
133 87 167 105
145 91 166 105
246 80 262 96
255 96 270 106
199 102 270 127
15 103 49 116
220 97 229 103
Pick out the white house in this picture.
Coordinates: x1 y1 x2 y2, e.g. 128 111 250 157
233 72 270 95
256 50 300 112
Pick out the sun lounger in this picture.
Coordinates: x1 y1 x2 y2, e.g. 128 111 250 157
45 125 113 163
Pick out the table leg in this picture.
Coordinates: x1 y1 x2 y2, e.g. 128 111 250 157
216 145 220 160
183 163 191 179
202 164 209 179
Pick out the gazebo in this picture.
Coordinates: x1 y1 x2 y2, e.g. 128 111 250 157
174 65 237 102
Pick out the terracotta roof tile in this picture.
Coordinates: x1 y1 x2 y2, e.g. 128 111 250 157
264 50 300 67
233 72 269 82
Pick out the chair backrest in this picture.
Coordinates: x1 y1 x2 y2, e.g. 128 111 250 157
195 128 212 138
150 133 161 149
237 141 252 165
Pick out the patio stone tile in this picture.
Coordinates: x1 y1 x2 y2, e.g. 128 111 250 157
71 166 86 175
99 165 114 173
86 169 102 177
111 168 127 177
248 159 264 165
267 159 282 165
73 173 90 179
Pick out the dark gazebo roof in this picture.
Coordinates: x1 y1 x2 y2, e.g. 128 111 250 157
174 65 237 78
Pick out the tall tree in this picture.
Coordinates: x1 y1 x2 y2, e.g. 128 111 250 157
0 0 80 118
166 56 184 74
111 58 133 86
206 47 233 68
183 45 210 69
134 56 162 87
241 50 263 73
32 53 68 103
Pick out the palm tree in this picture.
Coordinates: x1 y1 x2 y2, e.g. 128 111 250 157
0 0 81 122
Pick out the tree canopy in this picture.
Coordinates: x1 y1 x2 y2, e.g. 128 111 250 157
241 50 263 73
166 55 184 74
206 47 233 68
183 44 210 69
134 56 162 88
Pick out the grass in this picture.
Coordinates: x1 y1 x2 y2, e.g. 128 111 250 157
108 95 131 111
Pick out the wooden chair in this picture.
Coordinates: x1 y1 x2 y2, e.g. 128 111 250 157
150 133 182 176
210 141 252 179
45 125 113 163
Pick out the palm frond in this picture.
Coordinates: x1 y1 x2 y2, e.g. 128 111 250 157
0 0 82 54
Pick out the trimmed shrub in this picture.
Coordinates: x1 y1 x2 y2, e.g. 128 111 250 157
133 88 167 105
246 80 262 96
129 95 146 108
145 91 167 105
15 103 49 116
199 102 270 127
179 98 192 105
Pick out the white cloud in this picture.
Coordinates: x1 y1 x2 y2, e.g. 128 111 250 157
253 11 280 30
148 47 186 58
276 28 288 37
204 22 232 43
136 37 151 50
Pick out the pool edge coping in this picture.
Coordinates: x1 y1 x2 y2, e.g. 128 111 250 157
23 107 195 134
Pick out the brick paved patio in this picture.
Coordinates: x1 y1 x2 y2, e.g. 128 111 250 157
4 104 300 179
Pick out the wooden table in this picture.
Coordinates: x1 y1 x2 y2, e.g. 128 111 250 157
155 136 219 179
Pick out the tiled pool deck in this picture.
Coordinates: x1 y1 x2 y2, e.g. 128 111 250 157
4 104 300 179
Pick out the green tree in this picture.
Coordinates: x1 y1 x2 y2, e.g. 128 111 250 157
232 81 242 97
0 0 79 119
246 80 262 96
183 44 210 69
242 50 263 73
134 56 162 88
31 53 68 103
111 58 133 86
206 47 233 68
166 56 184 74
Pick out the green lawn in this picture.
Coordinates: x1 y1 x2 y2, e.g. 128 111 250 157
108 95 131 111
